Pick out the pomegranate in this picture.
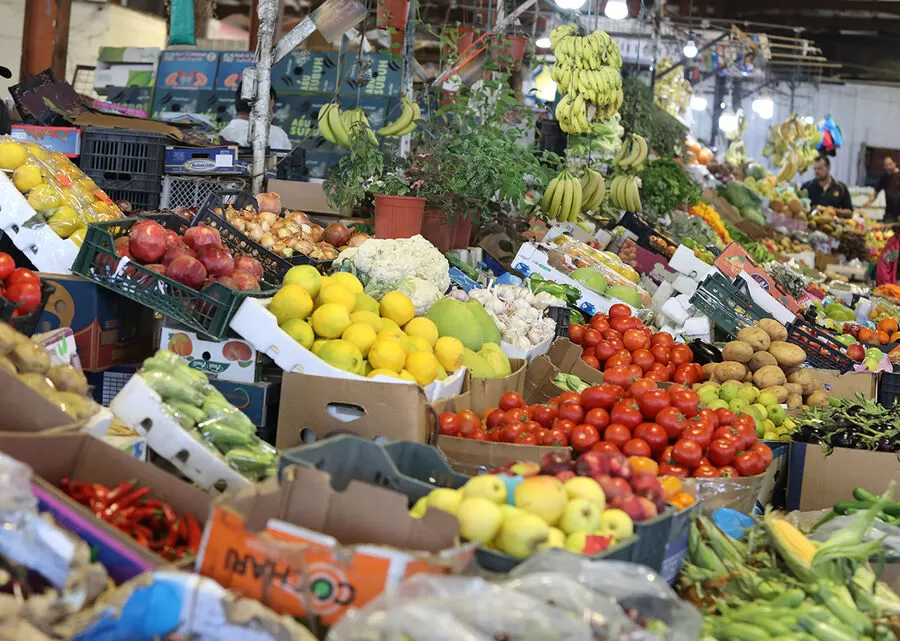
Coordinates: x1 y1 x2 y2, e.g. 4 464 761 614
324 222 350 247
162 244 196 267
167 255 207 289
144 263 167 275
231 270 260 291
211 275 240 289
163 229 182 246
128 220 168 263
114 237 132 259
233 255 263 281
347 232 370 247
198 245 235 278
255 192 281 214
184 225 222 252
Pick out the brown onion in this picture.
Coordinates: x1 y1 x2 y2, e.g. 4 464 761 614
306 224 324 243
286 210 310 225
294 239 316 255
347 232 370 248
324 222 351 247
255 192 282 214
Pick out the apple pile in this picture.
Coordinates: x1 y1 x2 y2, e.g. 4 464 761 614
114 219 265 292
568 304 704 386
411 472 637 560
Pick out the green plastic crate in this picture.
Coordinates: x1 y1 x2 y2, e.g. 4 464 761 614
71 214 277 339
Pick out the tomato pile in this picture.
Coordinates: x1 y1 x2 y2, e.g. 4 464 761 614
568 304 704 386
0 253 43 315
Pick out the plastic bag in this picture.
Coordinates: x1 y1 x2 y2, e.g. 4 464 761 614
328 602 490 641
681 475 765 516
791 510 900 561
511 551 704 641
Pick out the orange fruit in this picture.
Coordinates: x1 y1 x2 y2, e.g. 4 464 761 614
670 492 696 510
859 327 877 344
878 317 899 335
660 476 682 501
891 332 900 342
629 456 659 477
878 331 891 345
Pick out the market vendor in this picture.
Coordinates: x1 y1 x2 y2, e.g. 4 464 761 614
802 156 853 211
219 81 291 151
864 156 900 222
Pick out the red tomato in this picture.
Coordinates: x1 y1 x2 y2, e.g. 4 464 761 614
582 346 596 358
503 408 529 425
532 426 550 441
650 344 671 364
607 338 625 353
639 423 668 456
589 317 610 332
438 412 461 436
582 354 600 369
673 363 699 387
486 409 506 430
626 364 644 380
515 431 538 445
469 428 489 441
559 391 581 405
659 463 688 478
692 464 721 478
658 445 675 465
670 389 700 418
610 399 642 429
651 332 675 347
581 384 622 410
6 268 38 288
623 329 650 351
643 371 663 382
707 438 737 467
631 348 656 373
650 361 670 381
752 442 774 469
734 450 764 476
0 253 14 281
584 407 610 430
681 424 713 450
629 378 657 400
605 353 632 369
499 425 520 443
499 392 526 411
656 406 687 440
543 428 569 447
719 465 738 478
594 341 616 363
604 366 636 389
713 426 741 442
521 421 542 434
591 441 622 455
734 418 758 451
568 324 585 344
570 424 600 452
622 438 651 458
609 303 631 319
672 439 703 469
609 316 637 334
669 344 693 366
665 362 677 380
552 418 576 436
714 408 736 427
531 406 558 428
558 402 585 425
697 408 719 428
458 412 482 436
582 329 602 347
603 423 632 449
6 282 41 314
637 389 670 420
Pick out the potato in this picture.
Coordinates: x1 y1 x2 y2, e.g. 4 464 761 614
721 340 754 363
788 370 816 396
715 361 748 382
761 385 788 404
9 342 50 375
753 364 787 389
782 366 801 379
748 351 778 372
702 362 718 381
743 371 754 383
758 318 788 342
784 382 803 396
786 393 803 409
736 326 771 352
768 341 806 368
806 391 830 408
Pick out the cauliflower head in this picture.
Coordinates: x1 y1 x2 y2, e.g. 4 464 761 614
352 235 450 293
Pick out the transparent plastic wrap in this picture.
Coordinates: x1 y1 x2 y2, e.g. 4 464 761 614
789 510 900 561
510 551 704 641
0 134 123 238
681 475 765 516
328 602 491 641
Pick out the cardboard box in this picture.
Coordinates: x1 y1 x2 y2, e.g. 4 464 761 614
151 89 207 118
103 86 154 114
437 435 570 472
469 359 526 416
714 243 802 315
33 326 82 369
36 274 156 371
277 372 432 449
209 378 276 428
272 51 341 94
266 179 339 214
98 46 161 64
10 125 80 157
94 66 156 92
786 441 900 511
546 338 606 384
160 321 258 383
810 369 877 399
155 50 218 90
164 146 240 174
273 93 337 148
0 370 82 434
215 51 255 90
197 466 473 625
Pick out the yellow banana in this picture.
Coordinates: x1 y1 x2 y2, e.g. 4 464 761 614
318 104 339 144
327 104 351 147
542 176 561 212
568 176 583 222
377 97 415 137
559 174 575 222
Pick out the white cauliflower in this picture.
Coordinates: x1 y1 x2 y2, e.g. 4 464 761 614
352 235 450 294
365 276 441 316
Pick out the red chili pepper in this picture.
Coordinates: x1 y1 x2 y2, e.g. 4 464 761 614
142 499 164 510
131 525 152 547
184 513 202 554
165 517 182 548
105 481 134 504
92 485 109 506
161 504 177 526
104 487 151 518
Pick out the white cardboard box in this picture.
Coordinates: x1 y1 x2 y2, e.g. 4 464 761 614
160 321 258 383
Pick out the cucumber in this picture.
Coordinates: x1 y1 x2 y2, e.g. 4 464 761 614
168 400 208 425
200 422 252 451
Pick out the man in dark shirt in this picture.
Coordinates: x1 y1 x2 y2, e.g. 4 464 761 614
802 156 853 211
864 157 900 222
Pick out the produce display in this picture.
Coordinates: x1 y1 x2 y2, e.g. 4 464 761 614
653 57 692 118
317 103 381 147
464 284 561 353
790 396 900 453
762 114 821 182
0 255 45 316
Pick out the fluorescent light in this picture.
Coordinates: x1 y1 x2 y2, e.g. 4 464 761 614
719 109 739 133
556 0 587 9
605 0 628 20
535 36 552 48
690 95 708 111
683 32 698 58
752 95 774 120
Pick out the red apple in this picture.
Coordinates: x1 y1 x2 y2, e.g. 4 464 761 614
636 496 659 519
575 451 611 477
847 343 865 361
608 454 633 481
630 473 664 512
611 494 650 522
555 470 577 483
594 475 631 503
540 452 574 476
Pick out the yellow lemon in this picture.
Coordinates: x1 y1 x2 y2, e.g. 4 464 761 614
407 335 433 353
281 319 315 350
355 293 380 314
398 369 417 382
368 339 406 372
27 183 60 211
342 322 378 357
404 317 439 346
405 351 440 385
436 363 447 380
317 340 363 374
69 227 87 247
0 141 27 170
434 336 465 373
283 265 323 298
380 291 415 326
311 303 351 338
362 361 373 376
12 163 43 192
377 327 409 351
380 317 400 330
329 271 363 294
316 285 356 313
368 368 400 379
269 284 314 325
350 310 383 333
312 339 327 355
47 206 81 239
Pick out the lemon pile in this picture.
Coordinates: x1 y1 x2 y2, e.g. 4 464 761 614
269 265 465 385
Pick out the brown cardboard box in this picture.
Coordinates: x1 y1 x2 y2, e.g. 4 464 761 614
268 179 340 215
197 466 473 625
523 355 568 404
437 435 570 472
431 390 471 415
277 372 432 449
809 369 877 399
469 358 526 415
547 338 605 384
0 370 82 434
0 432 212 566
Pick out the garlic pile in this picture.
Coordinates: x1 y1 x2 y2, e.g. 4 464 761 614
467 285 563 351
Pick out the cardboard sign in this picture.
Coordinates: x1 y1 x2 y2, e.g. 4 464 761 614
197 468 473 625
272 51 341 94
155 50 218 90
215 51 255 90
714 243 801 314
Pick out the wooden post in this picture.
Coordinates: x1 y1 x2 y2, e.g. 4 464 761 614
249 0 260 50
21 0 71 81
53 0 71 81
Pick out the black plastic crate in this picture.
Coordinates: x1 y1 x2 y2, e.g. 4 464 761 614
785 320 855 373
79 127 168 183
194 190 331 283
689 272 767 338
71 214 275 339
82 171 161 211
547 305 570 339
0 281 55 336
877 371 900 408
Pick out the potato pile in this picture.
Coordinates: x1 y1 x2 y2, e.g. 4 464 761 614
702 319 828 410
0 323 98 420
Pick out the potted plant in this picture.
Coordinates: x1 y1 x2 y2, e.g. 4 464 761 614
369 170 426 240
323 128 384 218
486 33 530 71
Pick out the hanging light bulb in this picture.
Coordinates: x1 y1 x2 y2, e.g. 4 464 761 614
719 108 739 133
605 0 628 20
683 32 698 58
752 95 774 120
535 36 552 48
556 0 587 9
690 95 708 111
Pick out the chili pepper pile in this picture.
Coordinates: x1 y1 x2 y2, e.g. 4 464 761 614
61 477 202 562
689 203 731 245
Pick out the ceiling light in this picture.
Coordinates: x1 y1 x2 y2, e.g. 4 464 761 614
604 0 628 20
690 95 708 111
683 32 698 58
719 109 739 133
535 36 552 48
556 0 587 9
752 95 774 120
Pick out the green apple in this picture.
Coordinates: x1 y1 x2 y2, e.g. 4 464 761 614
729 398 749 415
496 512 550 559
834 334 856 346
462 474 508 504
866 347 884 360
564 477 606 511
558 498 603 535
538 526 566 550
426 488 463 515
456 497 503 543
718 381 741 402
864 356 880 372
737 384 760 404
707 399 730 411
749 403 768 421
699 389 720 406
757 391 779 407
597 508 635 541
767 404 786 427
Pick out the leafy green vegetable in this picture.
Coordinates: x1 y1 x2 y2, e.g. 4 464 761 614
621 77 688 158
638 158 701 221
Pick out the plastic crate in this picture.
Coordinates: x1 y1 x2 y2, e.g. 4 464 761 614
193 190 332 283
878 371 900 408
80 127 167 182
547 306 570 339
689 272 767 338
785 320 855 373
82 175 161 211
660 503 697 584
629 509 675 573
474 534 638 573
0 281 55 336
70 214 275 339
160 175 249 210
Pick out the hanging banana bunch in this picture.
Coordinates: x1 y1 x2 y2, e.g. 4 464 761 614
580 168 606 212
609 174 642 213
376 96 420 138
317 103 351 147
614 133 648 171
542 170 583 222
